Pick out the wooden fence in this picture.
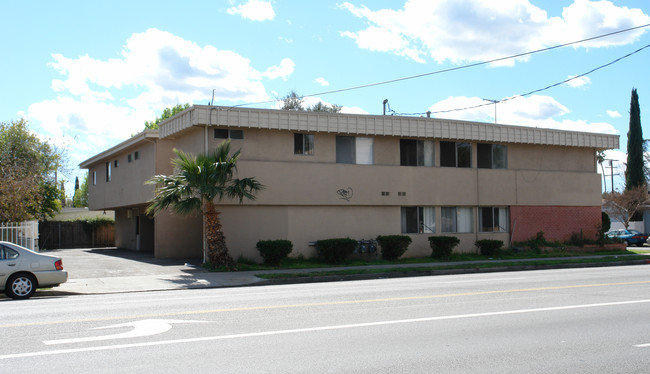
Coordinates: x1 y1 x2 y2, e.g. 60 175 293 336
39 221 115 250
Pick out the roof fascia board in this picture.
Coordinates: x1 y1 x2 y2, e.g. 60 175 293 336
79 130 159 168
158 105 619 149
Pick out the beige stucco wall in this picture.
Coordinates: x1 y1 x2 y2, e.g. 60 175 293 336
217 205 513 262
154 210 202 258
87 141 157 210
84 125 605 259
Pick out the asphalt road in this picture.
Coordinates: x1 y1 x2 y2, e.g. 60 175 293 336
1 265 650 373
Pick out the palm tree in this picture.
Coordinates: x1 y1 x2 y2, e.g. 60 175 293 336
146 140 263 270
596 150 606 192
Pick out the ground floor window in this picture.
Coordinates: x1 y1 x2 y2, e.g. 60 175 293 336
479 207 509 232
441 207 473 233
401 207 435 234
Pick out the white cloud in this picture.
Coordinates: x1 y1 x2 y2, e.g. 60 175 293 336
26 28 293 168
340 106 369 115
315 77 330 86
565 75 591 88
428 95 617 134
340 0 650 64
607 110 622 118
263 58 295 80
227 0 275 21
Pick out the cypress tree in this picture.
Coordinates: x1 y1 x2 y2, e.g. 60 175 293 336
626 88 645 189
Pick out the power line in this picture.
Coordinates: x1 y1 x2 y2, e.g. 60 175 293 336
229 23 650 109
429 43 650 116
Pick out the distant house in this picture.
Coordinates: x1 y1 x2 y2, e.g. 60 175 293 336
80 106 618 260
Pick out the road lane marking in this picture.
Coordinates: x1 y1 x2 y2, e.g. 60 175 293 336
2 280 650 329
2 299 650 360
439 277 527 284
43 319 207 345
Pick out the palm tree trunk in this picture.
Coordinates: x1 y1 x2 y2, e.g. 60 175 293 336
204 200 236 271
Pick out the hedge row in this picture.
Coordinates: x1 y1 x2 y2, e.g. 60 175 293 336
256 236 505 265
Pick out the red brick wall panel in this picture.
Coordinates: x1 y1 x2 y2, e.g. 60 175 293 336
510 206 601 243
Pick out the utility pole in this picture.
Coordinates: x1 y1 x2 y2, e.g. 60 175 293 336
605 159 615 193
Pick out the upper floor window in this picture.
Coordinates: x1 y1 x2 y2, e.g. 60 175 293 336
128 154 132 163
477 143 507 169
479 207 509 232
214 129 244 140
114 160 119 168
441 207 473 233
401 207 435 234
105 162 111 182
400 139 434 166
440 141 471 168
134 151 140 160
93 171 97 185
294 133 314 155
336 136 373 165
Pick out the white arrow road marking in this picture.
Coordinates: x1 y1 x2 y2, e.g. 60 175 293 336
634 343 650 348
43 319 207 345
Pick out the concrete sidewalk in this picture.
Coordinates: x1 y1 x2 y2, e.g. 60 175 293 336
28 247 650 297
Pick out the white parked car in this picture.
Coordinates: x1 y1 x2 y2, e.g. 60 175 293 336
0 241 68 299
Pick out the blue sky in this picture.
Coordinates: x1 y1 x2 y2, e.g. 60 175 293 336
2 0 649 195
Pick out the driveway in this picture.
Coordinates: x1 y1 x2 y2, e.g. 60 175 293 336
52 247 202 279
25 248 263 296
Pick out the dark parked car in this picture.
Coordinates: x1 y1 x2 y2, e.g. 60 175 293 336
605 229 649 247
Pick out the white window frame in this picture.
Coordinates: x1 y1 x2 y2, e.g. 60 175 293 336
479 207 509 232
441 207 473 233
294 133 314 155
400 139 434 166
401 207 436 234
336 136 374 165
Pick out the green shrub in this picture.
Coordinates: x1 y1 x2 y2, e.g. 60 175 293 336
601 212 611 233
475 239 503 256
568 231 585 247
256 240 293 266
316 238 357 264
428 236 460 259
376 235 412 261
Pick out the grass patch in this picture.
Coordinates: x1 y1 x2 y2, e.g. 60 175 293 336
256 255 649 280
205 249 641 272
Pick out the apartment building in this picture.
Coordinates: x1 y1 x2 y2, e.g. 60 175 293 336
80 105 618 259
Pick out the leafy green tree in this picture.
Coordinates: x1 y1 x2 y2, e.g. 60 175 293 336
144 103 190 130
604 185 648 229
0 119 63 221
280 91 342 113
280 91 304 110
73 174 89 208
146 140 263 270
625 88 645 190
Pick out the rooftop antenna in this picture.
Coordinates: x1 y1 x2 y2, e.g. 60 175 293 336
383 99 388 115
210 89 216 106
